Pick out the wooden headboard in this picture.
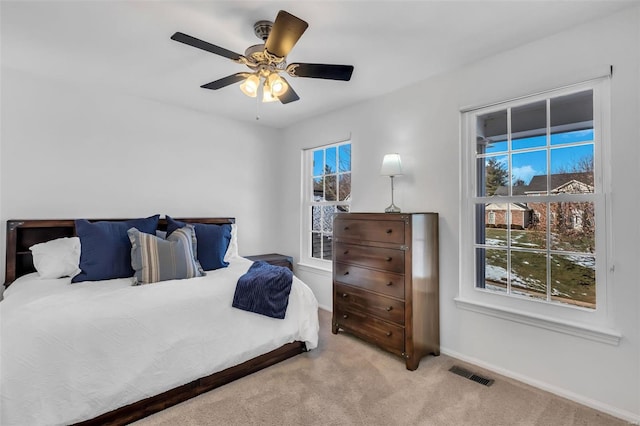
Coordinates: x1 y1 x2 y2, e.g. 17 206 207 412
4 217 235 287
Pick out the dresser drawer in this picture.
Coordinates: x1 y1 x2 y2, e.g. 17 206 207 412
334 219 405 245
335 283 405 325
334 307 404 356
335 243 404 273
333 262 405 299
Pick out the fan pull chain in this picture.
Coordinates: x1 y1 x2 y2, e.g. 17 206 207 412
256 92 260 120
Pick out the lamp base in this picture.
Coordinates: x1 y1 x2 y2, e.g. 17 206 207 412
384 203 401 213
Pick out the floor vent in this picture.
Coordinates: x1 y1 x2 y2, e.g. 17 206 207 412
449 365 494 387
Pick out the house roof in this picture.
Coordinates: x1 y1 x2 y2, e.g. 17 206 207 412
494 172 593 196
486 202 530 211
527 172 593 193
494 185 526 196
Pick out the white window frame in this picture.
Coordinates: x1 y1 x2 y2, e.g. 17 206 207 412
458 78 620 345
300 140 351 270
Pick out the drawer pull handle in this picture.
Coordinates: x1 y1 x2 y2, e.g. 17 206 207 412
385 306 393 311
343 250 349 255
342 293 348 298
386 257 392 261
343 314 349 319
343 271 350 276
386 281 393 286
344 226 350 230
386 229 393 234
386 331 392 337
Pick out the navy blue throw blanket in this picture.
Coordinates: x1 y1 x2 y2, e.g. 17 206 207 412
232 261 293 319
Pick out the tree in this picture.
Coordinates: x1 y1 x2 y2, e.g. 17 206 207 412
555 154 594 174
574 156 594 173
314 165 351 202
552 153 595 247
338 173 351 201
485 158 508 196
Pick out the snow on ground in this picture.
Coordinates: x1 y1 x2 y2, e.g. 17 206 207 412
484 264 571 298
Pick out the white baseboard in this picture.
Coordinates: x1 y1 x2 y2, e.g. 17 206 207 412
440 346 640 424
317 303 332 312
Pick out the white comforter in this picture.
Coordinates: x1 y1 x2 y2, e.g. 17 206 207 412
0 257 319 426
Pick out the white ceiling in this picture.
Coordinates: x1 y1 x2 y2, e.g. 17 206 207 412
1 1 636 128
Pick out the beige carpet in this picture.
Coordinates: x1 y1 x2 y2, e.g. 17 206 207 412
134 309 627 426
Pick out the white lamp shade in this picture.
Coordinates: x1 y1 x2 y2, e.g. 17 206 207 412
380 153 403 176
267 73 288 97
262 88 278 103
239 74 259 98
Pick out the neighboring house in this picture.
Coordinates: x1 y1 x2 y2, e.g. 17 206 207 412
487 172 593 229
485 202 532 229
523 172 594 195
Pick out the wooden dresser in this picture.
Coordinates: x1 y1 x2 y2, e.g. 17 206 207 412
331 212 439 370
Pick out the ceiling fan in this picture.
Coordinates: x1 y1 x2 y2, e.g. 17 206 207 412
171 10 354 105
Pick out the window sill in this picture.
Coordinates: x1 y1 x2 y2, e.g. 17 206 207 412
454 297 621 346
296 262 332 275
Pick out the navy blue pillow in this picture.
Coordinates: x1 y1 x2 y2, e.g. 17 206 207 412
165 216 231 271
233 261 293 319
72 215 160 283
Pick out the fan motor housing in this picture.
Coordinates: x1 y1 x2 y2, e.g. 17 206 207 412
244 43 287 72
245 44 265 60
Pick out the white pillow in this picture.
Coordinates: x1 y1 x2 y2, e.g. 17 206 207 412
224 224 239 261
30 237 81 279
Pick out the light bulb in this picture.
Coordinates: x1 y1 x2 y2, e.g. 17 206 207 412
272 79 284 94
240 74 259 98
267 73 288 97
262 86 278 103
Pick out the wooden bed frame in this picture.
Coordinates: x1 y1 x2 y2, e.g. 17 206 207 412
4 218 307 425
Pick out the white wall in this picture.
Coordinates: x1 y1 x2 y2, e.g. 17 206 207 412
0 68 283 285
278 7 639 422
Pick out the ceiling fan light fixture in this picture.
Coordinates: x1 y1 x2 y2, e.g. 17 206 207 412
172 9 354 108
267 73 288 97
240 74 260 97
262 88 279 103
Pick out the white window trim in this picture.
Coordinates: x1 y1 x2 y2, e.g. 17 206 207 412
300 140 351 270
458 78 620 345
453 298 620 345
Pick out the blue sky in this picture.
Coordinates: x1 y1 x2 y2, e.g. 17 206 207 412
484 129 594 184
313 144 351 176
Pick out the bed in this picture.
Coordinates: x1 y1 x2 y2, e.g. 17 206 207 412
0 217 319 426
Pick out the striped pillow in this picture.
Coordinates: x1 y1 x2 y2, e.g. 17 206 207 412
128 225 205 285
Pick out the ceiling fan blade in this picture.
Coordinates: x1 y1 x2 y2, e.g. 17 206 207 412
201 73 251 90
171 32 243 61
286 63 354 81
265 10 308 58
278 78 300 104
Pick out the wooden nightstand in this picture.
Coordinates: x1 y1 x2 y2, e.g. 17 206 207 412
245 254 294 272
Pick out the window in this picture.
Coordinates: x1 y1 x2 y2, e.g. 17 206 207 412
301 141 351 266
461 79 610 318
488 211 496 225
